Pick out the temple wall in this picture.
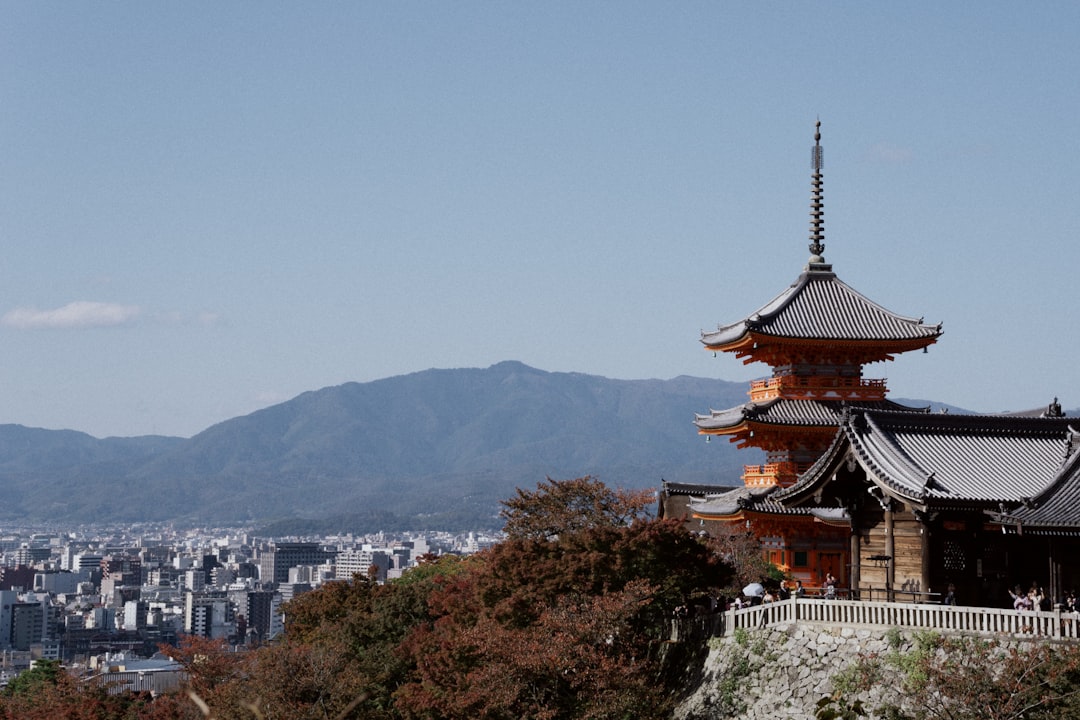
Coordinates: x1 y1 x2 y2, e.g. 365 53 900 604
892 514 925 595
854 507 927 599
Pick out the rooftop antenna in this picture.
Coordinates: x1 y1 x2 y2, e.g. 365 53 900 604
808 119 826 263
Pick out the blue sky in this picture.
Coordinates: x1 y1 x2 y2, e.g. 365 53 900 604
1 3 1078 438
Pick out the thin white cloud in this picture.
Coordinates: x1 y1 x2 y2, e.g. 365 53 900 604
1 301 142 329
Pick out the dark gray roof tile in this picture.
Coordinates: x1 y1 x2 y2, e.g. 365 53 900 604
701 268 942 347
694 398 926 432
781 409 1077 507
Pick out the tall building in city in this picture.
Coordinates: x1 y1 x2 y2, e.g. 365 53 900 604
258 543 335 585
10 602 44 651
231 590 282 643
184 591 234 639
123 600 148 631
0 590 18 648
101 554 142 583
335 549 393 582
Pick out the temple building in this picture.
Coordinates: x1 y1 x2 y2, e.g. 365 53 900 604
665 122 942 589
775 402 1079 606
662 122 1080 608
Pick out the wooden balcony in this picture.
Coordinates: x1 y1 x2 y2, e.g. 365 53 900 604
749 375 888 402
742 461 807 488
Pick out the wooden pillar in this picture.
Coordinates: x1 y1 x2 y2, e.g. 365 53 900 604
849 515 861 600
920 517 931 602
885 500 895 603
1049 537 1060 605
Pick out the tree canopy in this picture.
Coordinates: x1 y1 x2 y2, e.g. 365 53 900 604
499 475 655 540
0 477 725 720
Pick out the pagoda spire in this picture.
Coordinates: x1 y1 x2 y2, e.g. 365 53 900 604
808 120 825 264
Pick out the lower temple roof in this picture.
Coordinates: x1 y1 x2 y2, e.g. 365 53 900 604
695 397 926 433
776 408 1079 509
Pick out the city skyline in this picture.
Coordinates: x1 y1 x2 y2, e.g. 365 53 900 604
2 4 1079 438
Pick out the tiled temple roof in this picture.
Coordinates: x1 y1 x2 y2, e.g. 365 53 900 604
694 397 925 432
990 427 1080 534
776 408 1078 509
687 484 849 521
660 480 741 496
702 122 940 357
700 267 943 350
686 485 775 517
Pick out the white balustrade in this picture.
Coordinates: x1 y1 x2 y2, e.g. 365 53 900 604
719 597 1080 641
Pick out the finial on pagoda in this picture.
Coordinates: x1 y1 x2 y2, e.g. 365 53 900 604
808 120 826 265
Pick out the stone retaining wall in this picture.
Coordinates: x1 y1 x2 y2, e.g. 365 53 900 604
673 622 912 719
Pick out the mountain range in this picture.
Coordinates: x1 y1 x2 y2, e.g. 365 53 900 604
0 362 759 531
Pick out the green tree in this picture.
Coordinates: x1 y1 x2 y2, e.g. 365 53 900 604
0 660 170 720
2 659 63 698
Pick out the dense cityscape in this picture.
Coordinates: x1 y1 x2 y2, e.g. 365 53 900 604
0 522 498 694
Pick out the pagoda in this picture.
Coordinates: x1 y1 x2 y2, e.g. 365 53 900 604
695 122 942 489
665 124 1080 604
679 123 943 588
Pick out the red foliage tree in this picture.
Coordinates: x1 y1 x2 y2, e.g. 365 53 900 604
500 476 655 541
396 483 728 720
397 579 665 720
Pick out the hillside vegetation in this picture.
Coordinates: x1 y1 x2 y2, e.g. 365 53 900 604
0 362 751 527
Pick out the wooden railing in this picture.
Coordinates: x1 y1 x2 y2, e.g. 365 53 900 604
718 597 1080 641
749 376 888 402
742 462 805 487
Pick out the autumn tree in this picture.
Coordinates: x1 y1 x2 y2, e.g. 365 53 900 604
396 477 730 720
500 476 654 540
706 528 785 596
397 579 668 720
208 554 474 720
0 660 171 720
158 634 246 707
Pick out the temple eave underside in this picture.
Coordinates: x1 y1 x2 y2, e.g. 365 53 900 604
709 335 937 366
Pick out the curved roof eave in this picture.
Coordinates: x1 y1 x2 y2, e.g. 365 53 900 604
774 411 929 508
700 269 943 349
847 411 937 502
694 405 750 433
771 420 855 505
993 427 1080 528
701 276 806 349
688 486 776 519
781 409 1077 510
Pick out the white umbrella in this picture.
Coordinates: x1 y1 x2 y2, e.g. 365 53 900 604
743 582 764 597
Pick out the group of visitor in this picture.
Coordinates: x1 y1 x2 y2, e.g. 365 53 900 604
823 572 837 599
1009 583 1054 611
730 578 819 609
